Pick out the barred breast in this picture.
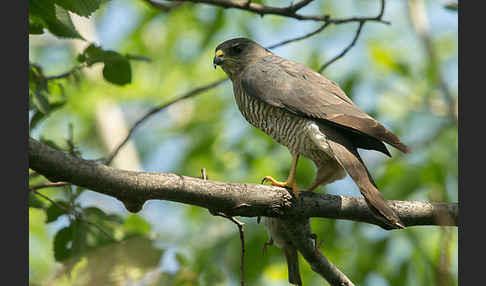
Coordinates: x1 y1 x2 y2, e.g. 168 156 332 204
233 82 334 165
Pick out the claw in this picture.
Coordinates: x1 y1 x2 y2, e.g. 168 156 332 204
261 176 288 187
261 176 300 197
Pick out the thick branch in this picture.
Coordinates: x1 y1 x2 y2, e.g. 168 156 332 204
29 138 458 227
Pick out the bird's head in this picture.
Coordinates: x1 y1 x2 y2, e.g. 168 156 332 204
213 37 269 79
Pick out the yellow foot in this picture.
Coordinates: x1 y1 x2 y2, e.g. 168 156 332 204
261 176 288 187
261 176 300 197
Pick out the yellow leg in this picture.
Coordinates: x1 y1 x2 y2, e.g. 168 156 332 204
262 154 300 197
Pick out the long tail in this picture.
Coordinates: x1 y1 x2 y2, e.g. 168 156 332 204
326 135 405 229
284 246 302 286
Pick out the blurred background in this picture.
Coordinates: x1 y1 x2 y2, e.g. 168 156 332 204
29 0 458 285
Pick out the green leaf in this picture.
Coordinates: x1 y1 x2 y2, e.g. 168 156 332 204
29 192 45 209
54 0 102 17
102 55 132 85
78 44 109 65
123 214 151 236
29 0 84 39
29 63 46 90
49 5 84 39
71 220 88 257
32 90 50 114
29 0 56 19
54 226 73 261
46 201 70 223
82 206 107 218
78 45 133 85
29 15 46 34
53 220 88 262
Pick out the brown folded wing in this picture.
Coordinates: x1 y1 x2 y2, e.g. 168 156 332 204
240 55 409 154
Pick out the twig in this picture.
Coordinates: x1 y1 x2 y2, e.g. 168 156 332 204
45 64 86 81
212 211 246 286
31 188 70 211
201 168 208 180
318 21 365 73
267 22 331 50
287 0 314 12
104 78 227 165
29 182 70 191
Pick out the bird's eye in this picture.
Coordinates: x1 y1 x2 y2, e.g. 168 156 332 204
231 44 243 54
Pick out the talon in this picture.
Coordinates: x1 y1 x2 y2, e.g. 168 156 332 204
261 176 289 187
261 176 301 197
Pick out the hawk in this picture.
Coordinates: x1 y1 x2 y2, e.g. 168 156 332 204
213 37 408 227
213 38 408 283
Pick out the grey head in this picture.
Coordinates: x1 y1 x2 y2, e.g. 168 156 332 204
213 37 271 79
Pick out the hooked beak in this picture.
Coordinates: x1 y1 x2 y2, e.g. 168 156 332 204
213 49 224 69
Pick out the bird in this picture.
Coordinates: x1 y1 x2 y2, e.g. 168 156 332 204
213 37 408 228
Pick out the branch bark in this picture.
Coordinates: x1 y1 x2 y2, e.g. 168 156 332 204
29 137 458 227
282 218 356 285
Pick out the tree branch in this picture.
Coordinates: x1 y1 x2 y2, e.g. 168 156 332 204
29 137 458 227
282 217 356 285
162 0 390 24
267 22 331 50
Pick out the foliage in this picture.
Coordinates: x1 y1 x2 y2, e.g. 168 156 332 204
29 0 458 285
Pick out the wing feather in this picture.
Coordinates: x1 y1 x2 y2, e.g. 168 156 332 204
240 56 409 154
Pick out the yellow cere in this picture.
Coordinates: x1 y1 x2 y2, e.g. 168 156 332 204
215 49 224 57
